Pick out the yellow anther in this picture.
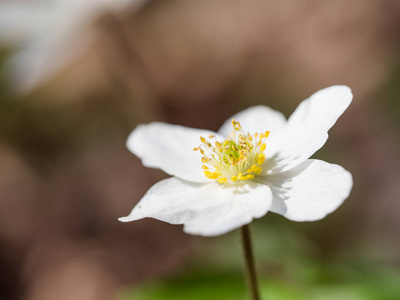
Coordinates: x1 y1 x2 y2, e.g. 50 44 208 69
260 131 270 139
257 153 266 165
217 177 228 184
204 171 220 179
196 120 270 183
253 166 262 175
231 119 242 130
237 173 253 181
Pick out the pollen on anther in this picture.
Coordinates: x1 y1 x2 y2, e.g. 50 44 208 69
253 166 262 175
204 171 220 180
218 177 228 184
257 153 266 165
195 120 270 184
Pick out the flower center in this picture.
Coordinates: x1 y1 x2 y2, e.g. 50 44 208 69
194 119 269 184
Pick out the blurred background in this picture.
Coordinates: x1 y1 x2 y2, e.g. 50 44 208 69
1 0 400 299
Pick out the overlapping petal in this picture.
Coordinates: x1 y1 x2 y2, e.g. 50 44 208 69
218 105 287 138
263 85 352 174
119 177 273 236
127 122 223 183
257 159 352 221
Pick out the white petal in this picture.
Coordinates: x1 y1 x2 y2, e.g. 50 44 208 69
119 177 273 236
127 122 223 183
217 105 287 138
264 86 353 174
257 159 352 221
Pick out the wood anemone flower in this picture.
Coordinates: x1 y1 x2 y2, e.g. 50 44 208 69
120 86 353 236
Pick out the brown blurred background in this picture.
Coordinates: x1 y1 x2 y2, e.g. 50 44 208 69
1 0 400 299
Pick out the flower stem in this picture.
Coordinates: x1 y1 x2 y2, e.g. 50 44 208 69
241 224 261 300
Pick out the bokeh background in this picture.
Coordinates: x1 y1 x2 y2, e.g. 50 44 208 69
1 0 400 299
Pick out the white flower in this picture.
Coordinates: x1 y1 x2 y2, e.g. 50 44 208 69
119 86 353 236
0 0 147 92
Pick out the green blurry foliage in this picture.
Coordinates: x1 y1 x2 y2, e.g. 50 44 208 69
121 221 400 300
122 265 400 300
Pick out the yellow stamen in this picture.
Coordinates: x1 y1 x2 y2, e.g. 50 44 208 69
204 171 220 180
217 177 228 184
253 167 262 175
257 153 266 165
194 120 270 184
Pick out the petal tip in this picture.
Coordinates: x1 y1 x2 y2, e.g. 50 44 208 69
118 216 131 222
126 123 145 154
323 85 353 102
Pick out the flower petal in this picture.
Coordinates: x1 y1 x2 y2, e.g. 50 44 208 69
127 122 222 183
264 86 353 174
218 105 287 138
119 177 273 236
257 159 352 221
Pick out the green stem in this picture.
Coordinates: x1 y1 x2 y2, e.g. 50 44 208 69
241 224 261 300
